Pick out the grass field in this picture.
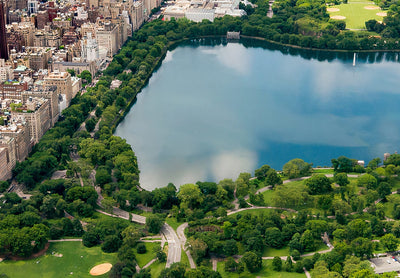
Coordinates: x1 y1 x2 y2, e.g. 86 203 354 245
0 242 118 278
135 242 160 268
217 259 306 278
263 243 329 257
181 249 190 267
165 217 185 231
263 246 291 257
312 168 335 174
83 211 143 229
328 0 386 29
150 261 166 277
263 190 274 206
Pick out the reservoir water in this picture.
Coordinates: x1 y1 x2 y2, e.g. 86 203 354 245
115 39 400 190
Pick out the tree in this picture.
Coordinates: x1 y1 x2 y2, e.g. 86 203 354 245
357 174 377 189
351 237 374 259
188 238 208 262
334 172 349 187
378 182 391 199
177 184 204 209
223 239 238 256
284 256 293 272
136 269 151 278
146 215 164 234
225 257 239 272
272 256 282 271
0 181 9 193
185 266 221 278
159 262 186 278
85 118 96 132
283 159 312 178
241 251 262 273
79 70 92 84
366 19 378 31
157 251 167 262
101 235 122 253
66 69 76 76
137 242 147 254
384 154 400 166
265 227 283 248
255 164 271 181
305 220 328 238
331 156 357 172
300 230 317 252
381 233 399 252
367 157 381 169
83 229 99 247
304 174 332 195
346 219 372 241
118 244 136 262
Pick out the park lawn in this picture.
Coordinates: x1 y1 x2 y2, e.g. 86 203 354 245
262 190 274 206
217 259 306 278
313 168 334 174
165 217 185 231
263 243 329 258
1 241 117 278
261 180 305 207
263 246 290 257
85 211 144 228
181 249 190 268
383 194 400 219
328 0 385 29
134 242 160 268
149 261 166 277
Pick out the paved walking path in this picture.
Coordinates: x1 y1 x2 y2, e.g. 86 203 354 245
48 239 83 242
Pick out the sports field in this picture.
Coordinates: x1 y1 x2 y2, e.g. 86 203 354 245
328 0 386 29
0 242 117 278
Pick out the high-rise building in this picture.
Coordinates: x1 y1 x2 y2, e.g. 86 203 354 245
81 32 99 62
0 135 16 180
0 1 8 61
44 71 72 111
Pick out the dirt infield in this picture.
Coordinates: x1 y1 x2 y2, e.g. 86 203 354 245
376 12 387 16
364 5 380 10
327 7 340 12
330 15 346 19
89 263 112 276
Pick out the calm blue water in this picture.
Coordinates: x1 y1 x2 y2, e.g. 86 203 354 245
115 39 400 190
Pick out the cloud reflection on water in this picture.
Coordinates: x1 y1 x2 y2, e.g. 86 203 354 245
116 43 400 190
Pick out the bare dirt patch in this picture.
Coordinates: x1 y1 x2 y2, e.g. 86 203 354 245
90 263 112 276
52 252 63 257
327 7 340 12
364 5 380 10
330 15 346 19
376 12 387 16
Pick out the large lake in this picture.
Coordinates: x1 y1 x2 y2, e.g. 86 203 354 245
115 39 400 190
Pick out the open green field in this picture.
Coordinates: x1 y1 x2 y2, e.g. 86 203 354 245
328 0 386 29
217 259 306 278
312 168 335 174
134 242 160 268
0 242 118 278
150 261 166 277
263 243 329 257
165 217 185 231
263 246 291 257
181 249 190 267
